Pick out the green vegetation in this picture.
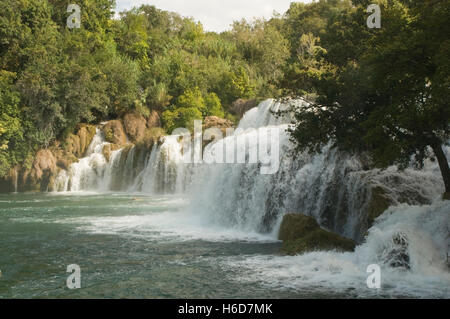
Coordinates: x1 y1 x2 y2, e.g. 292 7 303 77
0 0 289 178
1 0 448 194
283 0 450 194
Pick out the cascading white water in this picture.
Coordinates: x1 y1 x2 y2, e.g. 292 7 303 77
54 129 111 192
218 200 450 298
188 99 446 242
54 99 447 242
54 128 192 194
133 135 192 194
50 98 449 297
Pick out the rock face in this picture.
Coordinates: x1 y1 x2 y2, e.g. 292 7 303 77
31 150 57 181
62 124 97 158
279 214 356 256
18 149 58 192
203 116 233 130
147 110 161 129
203 116 234 136
102 120 127 146
231 99 259 118
123 113 147 143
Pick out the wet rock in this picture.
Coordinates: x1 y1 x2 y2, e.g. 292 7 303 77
279 214 356 256
382 233 411 270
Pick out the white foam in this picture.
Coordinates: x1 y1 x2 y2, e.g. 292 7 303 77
209 201 450 298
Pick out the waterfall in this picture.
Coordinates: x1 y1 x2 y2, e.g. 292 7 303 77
222 200 450 297
54 129 192 194
132 136 193 194
54 99 447 242
187 99 446 242
54 129 110 192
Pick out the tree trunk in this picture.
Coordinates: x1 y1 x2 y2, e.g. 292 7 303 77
431 142 450 195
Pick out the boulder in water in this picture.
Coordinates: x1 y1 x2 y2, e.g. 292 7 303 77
381 233 411 270
279 214 356 255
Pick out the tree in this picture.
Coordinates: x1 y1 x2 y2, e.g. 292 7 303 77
162 107 202 133
286 0 450 195
204 92 225 118
0 70 28 176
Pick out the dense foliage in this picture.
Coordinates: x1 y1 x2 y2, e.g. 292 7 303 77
283 0 450 193
0 0 448 193
0 0 288 177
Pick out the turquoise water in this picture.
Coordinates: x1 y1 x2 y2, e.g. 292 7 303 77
0 193 304 298
1 193 448 299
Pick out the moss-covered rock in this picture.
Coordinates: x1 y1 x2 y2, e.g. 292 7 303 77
278 214 320 241
102 120 127 145
55 153 78 170
62 124 97 158
123 112 147 143
279 214 356 256
443 192 450 201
